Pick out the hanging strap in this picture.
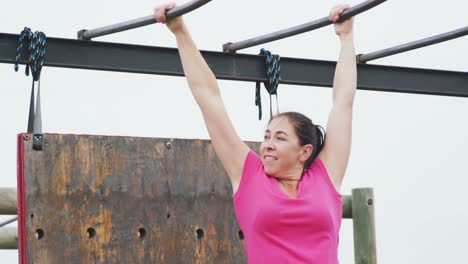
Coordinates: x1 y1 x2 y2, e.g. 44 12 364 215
255 48 281 120
15 27 47 150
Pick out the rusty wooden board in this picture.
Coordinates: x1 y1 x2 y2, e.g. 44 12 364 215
17 133 260 264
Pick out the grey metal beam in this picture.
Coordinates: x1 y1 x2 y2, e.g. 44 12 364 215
358 26 468 63
223 0 387 53
78 0 212 40
1 33 468 97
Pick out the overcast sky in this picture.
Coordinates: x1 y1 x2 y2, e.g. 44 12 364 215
1 0 468 263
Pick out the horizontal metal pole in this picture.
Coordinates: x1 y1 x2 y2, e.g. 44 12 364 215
223 0 386 53
0 188 17 215
0 227 17 249
78 0 212 40
1 33 468 97
359 26 468 63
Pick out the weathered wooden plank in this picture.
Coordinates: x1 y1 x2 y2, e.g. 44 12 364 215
18 134 258 264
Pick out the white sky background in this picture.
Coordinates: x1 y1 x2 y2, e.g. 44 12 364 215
1 0 468 263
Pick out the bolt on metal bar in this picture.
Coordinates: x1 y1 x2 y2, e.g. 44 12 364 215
358 26 468 63
223 0 386 53
0 217 17 228
78 0 212 40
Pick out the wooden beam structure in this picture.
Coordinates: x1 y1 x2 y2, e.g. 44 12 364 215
17 134 255 263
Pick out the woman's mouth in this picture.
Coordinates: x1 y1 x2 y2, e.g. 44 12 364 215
264 155 277 161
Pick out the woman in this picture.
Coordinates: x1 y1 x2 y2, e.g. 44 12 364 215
154 3 355 263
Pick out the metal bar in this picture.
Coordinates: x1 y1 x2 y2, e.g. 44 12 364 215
1 33 468 97
0 227 17 249
0 217 17 228
78 0 212 40
0 188 17 215
352 188 377 264
223 0 386 53
359 26 468 63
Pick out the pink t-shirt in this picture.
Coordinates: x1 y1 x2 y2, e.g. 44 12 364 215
233 150 342 264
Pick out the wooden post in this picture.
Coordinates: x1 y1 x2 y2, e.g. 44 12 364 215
0 188 17 215
0 227 18 249
352 188 377 264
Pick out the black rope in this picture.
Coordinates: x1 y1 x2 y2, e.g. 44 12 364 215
255 48 281 120
14 27 46 135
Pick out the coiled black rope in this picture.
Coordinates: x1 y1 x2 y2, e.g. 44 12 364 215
14 27 46 135
255 48 281 120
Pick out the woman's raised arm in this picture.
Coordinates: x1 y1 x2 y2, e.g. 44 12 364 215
318 4 357 191
154 4 250 191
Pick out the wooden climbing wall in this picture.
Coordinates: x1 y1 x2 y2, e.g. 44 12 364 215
17 133 259 263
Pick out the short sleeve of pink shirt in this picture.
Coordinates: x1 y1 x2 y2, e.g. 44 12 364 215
233 150 342 264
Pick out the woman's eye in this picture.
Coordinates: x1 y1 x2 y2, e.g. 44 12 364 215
277 137 285 141
264 135 270 140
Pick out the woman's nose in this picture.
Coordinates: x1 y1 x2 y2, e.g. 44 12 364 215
264 139 275 150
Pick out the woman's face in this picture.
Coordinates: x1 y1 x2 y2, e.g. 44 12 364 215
260 116 307 178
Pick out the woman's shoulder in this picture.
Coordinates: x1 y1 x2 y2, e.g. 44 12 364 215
309 157 327 174
308 157 342 196
243 150 262 171
232 150 264 199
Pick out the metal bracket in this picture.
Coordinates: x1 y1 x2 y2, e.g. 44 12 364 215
32 134 43 151
356 54 367 64
77 29 90 41
222 42 235 53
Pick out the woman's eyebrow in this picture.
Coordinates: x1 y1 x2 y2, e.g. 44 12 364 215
277 131 288 136
264 129 288 136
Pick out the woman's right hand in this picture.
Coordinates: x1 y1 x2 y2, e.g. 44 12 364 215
153 2 186 35
329 4 353 39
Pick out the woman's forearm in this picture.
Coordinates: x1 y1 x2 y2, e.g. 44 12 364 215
174 27 221 105
332 33 357 106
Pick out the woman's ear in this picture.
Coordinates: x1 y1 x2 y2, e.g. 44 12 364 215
300 144 313 163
